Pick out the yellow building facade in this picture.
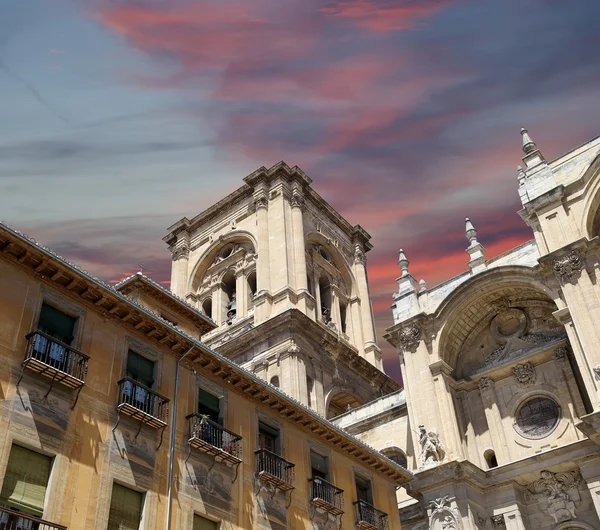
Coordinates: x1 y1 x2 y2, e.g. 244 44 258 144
0 221 410 530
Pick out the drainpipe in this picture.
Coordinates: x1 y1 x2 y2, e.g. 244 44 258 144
166 346 194 530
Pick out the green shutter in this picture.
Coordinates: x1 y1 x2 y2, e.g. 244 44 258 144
0 445 52 517
38 303 76 344
198 389 220 413
126 351 155 388
193 514 218 530
108 483 143 530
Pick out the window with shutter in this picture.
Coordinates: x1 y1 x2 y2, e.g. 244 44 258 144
0 445 52 517
38 303 76 345
126 351 155 389
355 475 373 505
107 483 143 530
258 423 280 455
193 514 218 530
310 451 329 480
198 388 220 423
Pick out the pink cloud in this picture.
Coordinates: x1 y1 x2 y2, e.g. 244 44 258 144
320 0 455 32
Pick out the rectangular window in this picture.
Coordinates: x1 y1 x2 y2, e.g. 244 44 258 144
310 450 329 480
193 514 218 530
38 303 76 345
198 388 220 424
0 445 52 517
355 475 373 505
258 422 280 455
108 483 143 530
126 351 155 389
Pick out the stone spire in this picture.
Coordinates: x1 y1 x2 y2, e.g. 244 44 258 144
520 127 546 169
521 128 537 154
398 249 409 277
465 217 487 273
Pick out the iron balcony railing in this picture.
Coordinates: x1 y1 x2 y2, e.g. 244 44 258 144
116 377 169 429
0 506 67 530
187 413 242 462
354 500 389 530
309 477 344 515
255 448 295 490
24 331 89 388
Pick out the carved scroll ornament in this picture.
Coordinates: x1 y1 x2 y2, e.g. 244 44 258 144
552 250 583 282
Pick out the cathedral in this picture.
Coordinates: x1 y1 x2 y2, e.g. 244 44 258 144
1 127 600 530
164 128 600 530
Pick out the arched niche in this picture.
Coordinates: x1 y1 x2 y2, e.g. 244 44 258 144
325 387 363 419
435 267 561 375
380 447 408 469
187 231 257 294
578 153 600 239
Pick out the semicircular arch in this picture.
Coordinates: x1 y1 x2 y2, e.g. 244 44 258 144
324 386 364 419
577 152 600 239
188 230 257 293
305 231 356 297
435 266 560 372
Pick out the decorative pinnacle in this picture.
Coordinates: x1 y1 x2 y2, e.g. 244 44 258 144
521 128 537 155
465 217 478 245
398 249 409 276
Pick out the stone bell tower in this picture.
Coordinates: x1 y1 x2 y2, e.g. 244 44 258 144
164 162 398 416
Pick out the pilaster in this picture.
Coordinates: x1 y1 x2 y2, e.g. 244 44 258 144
478 377 511 464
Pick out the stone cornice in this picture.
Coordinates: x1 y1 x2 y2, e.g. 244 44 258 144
407 439 597 496
115 273 216 335
0 222 410 485
214 308 400 395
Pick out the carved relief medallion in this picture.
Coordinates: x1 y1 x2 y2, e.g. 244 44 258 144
527 469 582 523
552 250 583 282
513 362 535 386
398 323 421 350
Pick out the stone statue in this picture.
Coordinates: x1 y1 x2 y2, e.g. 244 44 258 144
441 515 457 530
419 424 445 468
527 469 582 523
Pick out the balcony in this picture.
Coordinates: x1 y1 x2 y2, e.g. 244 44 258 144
187 413 242 465
354 500 389 530
116 377 169 430
309 477 344 516
254 449 295 491
22 331 89 390
0 506 66 530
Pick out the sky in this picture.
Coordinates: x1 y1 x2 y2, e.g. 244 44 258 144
1 0 600 383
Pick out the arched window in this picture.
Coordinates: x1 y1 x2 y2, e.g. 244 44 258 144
327 390 362 419
222 270 236 323
319 277 332 324
484 449 498 469
247 271 257 308
306 376 314 408
340 302 347 334
381 447 408 469
201 298 212 319
270 376 280 388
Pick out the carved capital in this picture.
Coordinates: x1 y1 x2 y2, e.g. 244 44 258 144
354 245 366 265
553 346 568 360
290 192 305 210
478 377 493 391
491 515 505 529
171 245 190 261
254 195 268 211
593 365 600 379
513 362 535 385
553 249 583 283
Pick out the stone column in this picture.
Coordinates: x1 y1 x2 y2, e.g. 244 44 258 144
479 378 511 464
235 268 246 319
578 458 600 523
555 306 598 411
313 361 326 416
254 194 271 323
169 245 190 297
331 285 342 330
552 248 600 409
290 191 308 310
430 361 464 461
211 281 226 326
353 245 377 350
